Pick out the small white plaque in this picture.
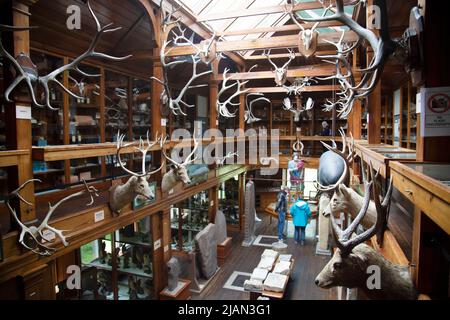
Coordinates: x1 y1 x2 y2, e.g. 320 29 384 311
16 105 32 120
210 200 214 207
154 238 162 250
161 118 167 126
164 245 169 252
94 210 105 222
216 120 219 126
416 92 421 114
41 229 56 242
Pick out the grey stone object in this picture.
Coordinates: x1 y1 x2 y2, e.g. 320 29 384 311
167 256 180 291
242 181 256 247
177 251 200 291
214 210 227 245
195 223 218 279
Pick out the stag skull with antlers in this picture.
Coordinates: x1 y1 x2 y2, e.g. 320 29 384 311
264 49 296 86
6 180 98 256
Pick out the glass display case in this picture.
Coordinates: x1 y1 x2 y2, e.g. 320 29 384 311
79 217 154 300
218 178 240 226
171 190 209 252
404 163 450 188
131 78 151 140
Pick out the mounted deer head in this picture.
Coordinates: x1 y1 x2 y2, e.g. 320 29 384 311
6 179 98 256
161 135 200 193
315 163 416 300
245 93 270 124
264 49 295 86
0 1 130 110
109 132 164 213
217 68 252 118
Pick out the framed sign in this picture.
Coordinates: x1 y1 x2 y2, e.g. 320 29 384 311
420 87 450 137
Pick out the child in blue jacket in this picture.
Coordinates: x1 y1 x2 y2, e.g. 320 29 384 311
290 198 312 245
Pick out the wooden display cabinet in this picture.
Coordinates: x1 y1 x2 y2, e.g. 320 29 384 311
170 189 210 252
218 178 240 229
78 217 156 300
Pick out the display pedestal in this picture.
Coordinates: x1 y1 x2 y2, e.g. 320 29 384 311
160 279 191 300
315 242 332 256
217 237 232 266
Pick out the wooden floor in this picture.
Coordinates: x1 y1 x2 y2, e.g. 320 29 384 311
192 214 337 300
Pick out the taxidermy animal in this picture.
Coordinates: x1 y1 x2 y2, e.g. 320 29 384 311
264 49 295 86
161 135 199 193
6 179 98 256
315 164 417 300
109 131 163 213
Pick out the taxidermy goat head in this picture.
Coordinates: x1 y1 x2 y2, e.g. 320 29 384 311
161 135 200 193
6 179 98 256
0 1 130 110
110 132 164 213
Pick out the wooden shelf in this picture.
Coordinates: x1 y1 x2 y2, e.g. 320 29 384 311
0 150 30 167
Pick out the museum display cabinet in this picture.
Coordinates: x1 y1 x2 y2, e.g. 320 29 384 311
218 178 240 227
78 217 155 300
170 190 210 252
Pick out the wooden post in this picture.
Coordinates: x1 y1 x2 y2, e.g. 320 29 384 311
161 208 171 263
152 212 166 297
4 1 36 223
239 93 245 132
63 57 71 183
209 59 219 130
209 186 218 222
99 68 106 176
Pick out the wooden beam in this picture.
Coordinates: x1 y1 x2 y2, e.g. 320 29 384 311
246 51 335 60
215 65 335 81
246 85 339 93
197 1 344 22
218 21 344 37
165 31 357 57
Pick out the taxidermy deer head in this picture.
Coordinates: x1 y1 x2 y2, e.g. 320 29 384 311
161 134 200 193
264 49 295 86
315 163 416 300
6 179 98 256
0 1 130 110
282 97 302 122
109 132 164 213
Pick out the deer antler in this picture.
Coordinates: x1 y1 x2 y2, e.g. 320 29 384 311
298 0 397 116
217 68 251 118
330 162 388 256
162 133 200 167
2 1 131 110
293 139 305 155
245 93 270 124
116 131 164 178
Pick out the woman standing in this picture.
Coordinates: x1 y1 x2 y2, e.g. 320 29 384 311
290 198 312 245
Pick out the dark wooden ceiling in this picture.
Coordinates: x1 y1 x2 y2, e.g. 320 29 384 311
29 0 155 78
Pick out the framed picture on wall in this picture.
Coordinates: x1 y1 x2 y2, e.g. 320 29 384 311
133 181 157 210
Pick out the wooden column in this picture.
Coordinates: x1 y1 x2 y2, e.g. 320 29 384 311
237 172 246 231
239 93 245 132
151 49 165 182
208 186 218 223
151 211 166 298
4 1 36 223
63 57 71 183
161 208 171 263
209 59 219 130
99 68 106 176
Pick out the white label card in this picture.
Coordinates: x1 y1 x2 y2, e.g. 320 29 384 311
154 239 162 251
16 105 32 120
164 245 169 253
210 200 214 207
161 118 167 126
41 229 56 242
94 210 105 222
